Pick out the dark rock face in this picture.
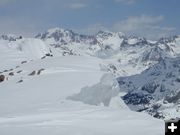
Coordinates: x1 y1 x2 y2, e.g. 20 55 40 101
45 53 53 57
9 72 14 76
21 61 27 64
160 84 167 92
0 75 5 82
143 104 165 119
118 57 180 119
165 91 180 103
29 71 36 76
158 36 178 44
120 37 149 48
37 69 45 75
141 46 164 62
17 79 23 83
122 92 153 105
17 70 22 73
141 82 159 94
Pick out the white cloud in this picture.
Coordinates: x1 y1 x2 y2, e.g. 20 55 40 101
63 0 88 9
112 15 175 39
0 0 87 9
114 0 138 4
83 15 175 40
68 3 87 9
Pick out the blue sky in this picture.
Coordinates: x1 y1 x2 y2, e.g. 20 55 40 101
0 0 179 39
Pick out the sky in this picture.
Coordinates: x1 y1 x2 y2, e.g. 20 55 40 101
0 0 179 40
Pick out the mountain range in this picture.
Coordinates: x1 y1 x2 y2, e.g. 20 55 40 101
1 28 180 118
0 27 179 134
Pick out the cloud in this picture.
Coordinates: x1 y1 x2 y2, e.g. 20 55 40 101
0 0 88 9
68 3 87 9
112 15 175 39
63 0 88 9
114 0 138 4
84 15 175 40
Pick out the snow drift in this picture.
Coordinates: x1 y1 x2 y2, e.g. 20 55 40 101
67 74 122 106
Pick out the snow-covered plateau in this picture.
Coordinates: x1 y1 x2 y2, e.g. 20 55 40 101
1 28 179 135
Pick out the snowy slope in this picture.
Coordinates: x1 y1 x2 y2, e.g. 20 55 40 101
0 107 163 135
1 28 180 135
0 37 53 71
8 38 53 59
0 56 164 135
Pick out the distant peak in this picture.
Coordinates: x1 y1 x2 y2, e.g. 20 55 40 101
96 30 125 39
97 30 113 35
0 34 23 41
47 27 73 34
97 30 124 35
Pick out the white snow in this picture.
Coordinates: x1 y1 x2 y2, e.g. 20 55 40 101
2 29 176 135
0 55 164 135
0 38 52 71
127 38 138 45
67 74 120 106
8 38 51 59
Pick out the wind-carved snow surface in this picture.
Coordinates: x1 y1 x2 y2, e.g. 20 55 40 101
67 73 129 110
67 74 120 106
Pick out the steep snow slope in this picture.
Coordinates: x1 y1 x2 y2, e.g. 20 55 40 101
0 56 164 135
96 30 124 50
8 38 52 59
0 39 27 71
0 38 53 71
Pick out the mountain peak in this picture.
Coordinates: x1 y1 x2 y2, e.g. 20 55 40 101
96 30 125 38
46 27 73 35
0 34 23 41
35 27 75 42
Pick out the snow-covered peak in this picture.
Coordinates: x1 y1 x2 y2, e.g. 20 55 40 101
141 45 168 62
47 27 70 34
96 30 125 40
0 34 22 41
127 36 146 44
35 28 75 42
157 35 179 44
121 36 150 48
36 27 99 47
96 30 125 50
